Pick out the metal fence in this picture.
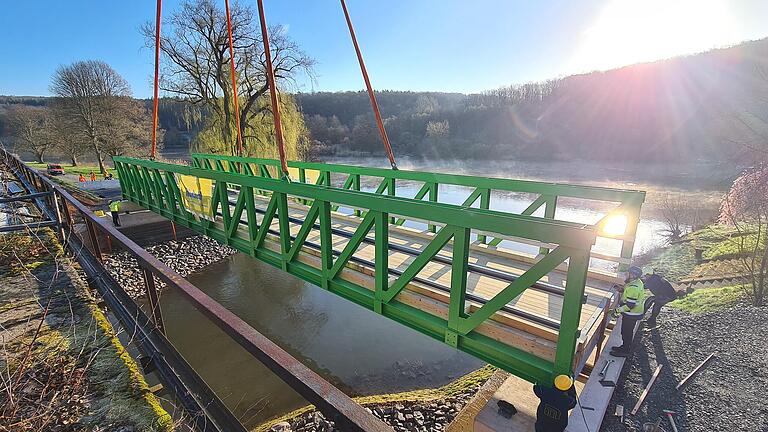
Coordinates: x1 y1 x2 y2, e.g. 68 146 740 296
2 148 390 432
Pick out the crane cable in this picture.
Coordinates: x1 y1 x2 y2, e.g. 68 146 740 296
256 0 290 179
150 0 162 161
224 0 244 157
339 0 398 170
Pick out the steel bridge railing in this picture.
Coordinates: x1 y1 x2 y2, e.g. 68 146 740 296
2 149 390 432
190 153 645 270
114 155 605 385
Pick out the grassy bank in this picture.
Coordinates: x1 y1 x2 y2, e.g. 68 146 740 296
0 228 172 430
256 365 496 431
669 285 745 314
26 161 120 178
643 223 749 313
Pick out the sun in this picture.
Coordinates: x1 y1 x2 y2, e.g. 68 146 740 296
570 0 738 73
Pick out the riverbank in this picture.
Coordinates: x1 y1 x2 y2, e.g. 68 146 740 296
601 222 767 431
0 228 173 431
260 365 496 432
104 236 237 298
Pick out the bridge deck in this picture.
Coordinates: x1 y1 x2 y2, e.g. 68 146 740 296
220 192 616 364
114 155 642 382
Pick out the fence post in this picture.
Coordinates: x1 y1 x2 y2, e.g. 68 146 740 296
141 267 165 334
84 217 104 262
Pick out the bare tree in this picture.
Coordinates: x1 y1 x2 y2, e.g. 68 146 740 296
142 0 313 155
49 106 88 166
658 193 715 241
50 60 149 173
7 106 57 163
720 165 768 306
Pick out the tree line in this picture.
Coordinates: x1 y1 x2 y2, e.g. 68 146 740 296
298 38 768 164
1 0 312 168
3 61 153 173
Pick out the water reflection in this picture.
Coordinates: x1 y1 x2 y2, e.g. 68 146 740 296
159 255 483 427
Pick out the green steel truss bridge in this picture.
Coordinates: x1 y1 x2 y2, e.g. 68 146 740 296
113 153 644 387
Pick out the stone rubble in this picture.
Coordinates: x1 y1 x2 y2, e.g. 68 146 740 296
273 392 476 432
103 236 237 298
601 305 768 432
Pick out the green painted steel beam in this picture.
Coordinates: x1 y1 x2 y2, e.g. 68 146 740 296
115 157 598 249
112 155 639 388
191 153 646 203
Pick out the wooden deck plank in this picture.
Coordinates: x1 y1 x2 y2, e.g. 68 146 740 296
248 194 611 324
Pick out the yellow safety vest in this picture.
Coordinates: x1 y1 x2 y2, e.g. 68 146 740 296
109 201 120 212
617 279 645 316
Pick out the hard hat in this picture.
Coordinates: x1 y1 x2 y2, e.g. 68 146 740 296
627 266 643 279
643 266 655 275
554 374 573 391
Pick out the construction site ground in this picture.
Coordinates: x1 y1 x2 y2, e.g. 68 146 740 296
600 304 768 432
0 160 173 432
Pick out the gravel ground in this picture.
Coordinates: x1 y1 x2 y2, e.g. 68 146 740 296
104 236 237 298
601 305 768 432
269 391 477 432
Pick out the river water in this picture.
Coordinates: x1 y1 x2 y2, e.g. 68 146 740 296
155 156 723 427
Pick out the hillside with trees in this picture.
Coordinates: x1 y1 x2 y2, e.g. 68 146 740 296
299 38 768 164
2 37 767 165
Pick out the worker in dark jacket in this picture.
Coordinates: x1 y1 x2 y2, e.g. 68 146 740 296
642 270 677 326
533 375 577 432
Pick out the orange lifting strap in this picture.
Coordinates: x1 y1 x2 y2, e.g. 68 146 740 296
339 0 398 170
150 0 162 160
150 0 247 159
256 0 290 178
224 0 245 157
151 1 399 174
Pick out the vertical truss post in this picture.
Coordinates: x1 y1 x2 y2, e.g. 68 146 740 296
298 168 308 205
447 226 469 348
276 192 291 271
428 182 438 233
552 249 589 378
387 178 395 224
540 195 558 255
478 188 491 244
319 200 333 290
217 180 231 229
244 186 258 255
374 211 388 314
352 174 361 217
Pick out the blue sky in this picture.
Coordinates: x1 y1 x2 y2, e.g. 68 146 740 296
1 0 767 98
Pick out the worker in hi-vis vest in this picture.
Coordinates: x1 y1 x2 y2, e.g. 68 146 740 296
610 265 645 357
109 200 122 227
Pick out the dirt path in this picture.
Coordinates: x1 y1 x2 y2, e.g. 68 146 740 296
600 306 768 432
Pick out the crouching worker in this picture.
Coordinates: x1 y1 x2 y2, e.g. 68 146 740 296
610 265 645 357
533 374 577 432
642 269 676 328
109 200 122 227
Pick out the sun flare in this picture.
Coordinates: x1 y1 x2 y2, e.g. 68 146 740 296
571 0 738 73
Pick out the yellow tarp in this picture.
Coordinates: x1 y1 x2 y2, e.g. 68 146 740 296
176 174 214 220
